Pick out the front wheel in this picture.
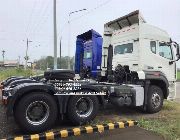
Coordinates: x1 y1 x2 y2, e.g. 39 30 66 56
14 92 58 133
147 85 164 113
67 95 99 125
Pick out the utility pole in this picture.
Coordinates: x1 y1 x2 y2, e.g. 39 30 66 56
67 15 71 69
24 38 32 70
53 0 57 69
59 37 62 69
18 56 20 68
2 50 5 64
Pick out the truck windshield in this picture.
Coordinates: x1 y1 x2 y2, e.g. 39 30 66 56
84 51 92 59
114 43 133 55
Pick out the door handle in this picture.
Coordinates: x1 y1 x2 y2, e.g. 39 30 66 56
158 66 162 68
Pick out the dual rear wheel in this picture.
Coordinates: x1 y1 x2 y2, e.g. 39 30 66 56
14 92 99 133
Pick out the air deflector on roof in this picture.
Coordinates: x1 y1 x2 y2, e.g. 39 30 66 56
105 10 146 30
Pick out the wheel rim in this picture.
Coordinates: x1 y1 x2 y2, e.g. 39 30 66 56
152 92 161 108
75 97 93 118
26 101 49 125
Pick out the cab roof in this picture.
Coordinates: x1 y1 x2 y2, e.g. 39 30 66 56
105 10 146 30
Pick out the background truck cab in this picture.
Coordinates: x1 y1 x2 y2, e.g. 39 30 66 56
75 29 103 78
101 10 177 99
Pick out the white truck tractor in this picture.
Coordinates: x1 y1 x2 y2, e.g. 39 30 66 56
1 10 179 133
101 10 179 100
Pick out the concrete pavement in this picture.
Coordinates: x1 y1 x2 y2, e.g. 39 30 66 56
64 126 164 140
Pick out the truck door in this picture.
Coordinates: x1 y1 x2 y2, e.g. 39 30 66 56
156 42 176 82
112 40 139 71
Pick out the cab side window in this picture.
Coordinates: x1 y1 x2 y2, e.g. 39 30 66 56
150 41 156 54
159 43 173 60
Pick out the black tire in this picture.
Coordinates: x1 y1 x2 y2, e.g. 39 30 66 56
67 95 99 125
14 92 58 133
147 85 164 113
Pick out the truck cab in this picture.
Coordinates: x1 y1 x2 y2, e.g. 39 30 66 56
75 29 103 78
101 10 179 99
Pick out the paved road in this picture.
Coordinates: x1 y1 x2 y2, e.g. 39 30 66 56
65 126 164 140
1 82 180 139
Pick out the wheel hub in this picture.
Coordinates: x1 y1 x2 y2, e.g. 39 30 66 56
76 97 93 118
152 93 161 108
26 101 49 125
78 101 88 112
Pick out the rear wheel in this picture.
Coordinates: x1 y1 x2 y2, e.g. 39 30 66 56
14 92 58 133
67 95 99 125
147 85 164 113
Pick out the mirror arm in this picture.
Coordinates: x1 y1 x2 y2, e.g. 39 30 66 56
169 57 180 65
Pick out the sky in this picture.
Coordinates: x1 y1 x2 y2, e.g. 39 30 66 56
0 0 180 66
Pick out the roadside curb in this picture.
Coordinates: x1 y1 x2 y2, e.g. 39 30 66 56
3 120 138 140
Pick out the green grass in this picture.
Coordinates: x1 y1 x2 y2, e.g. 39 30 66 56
138 101 180 140
177 71 180 80
0 68 34 81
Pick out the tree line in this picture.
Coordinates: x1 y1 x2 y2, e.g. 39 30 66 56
34 56 75 70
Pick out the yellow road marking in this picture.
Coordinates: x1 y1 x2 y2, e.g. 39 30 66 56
73 128 81 136
117 122 125 128
127 120 134 126
60 130 68 138
14 137 23 140
107 123 115 130
96 125 104 133
30 134 39 140
45 132 54 140
85 126 93 133
3 121 137 140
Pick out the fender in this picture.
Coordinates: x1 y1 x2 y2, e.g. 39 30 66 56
144 71 169 87
144 71 169 98
9 79 39 88
4 77 25 87
1 76 18 86
7 82 57 116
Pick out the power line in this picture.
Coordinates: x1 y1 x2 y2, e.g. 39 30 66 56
28 0 47 35
32 10 52 47
30 0 51 42
57 0 113 38
25 0 39 37
71 0 113 22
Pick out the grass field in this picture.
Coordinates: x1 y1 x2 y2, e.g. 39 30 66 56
177 71 180 80
138 101 180 140
0 68 34 81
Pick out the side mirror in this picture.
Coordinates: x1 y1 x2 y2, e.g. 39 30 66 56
169 42 180 65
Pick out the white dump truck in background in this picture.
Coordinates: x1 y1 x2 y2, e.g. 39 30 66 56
101 10 179 100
